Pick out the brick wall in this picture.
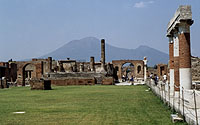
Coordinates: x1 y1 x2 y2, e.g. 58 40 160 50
51 77 96 86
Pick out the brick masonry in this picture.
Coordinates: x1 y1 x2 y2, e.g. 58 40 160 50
174 57 180 91
30 79 51 90
169 42 174 69
51 77 96 86
102 77 114 85
179 33 191 68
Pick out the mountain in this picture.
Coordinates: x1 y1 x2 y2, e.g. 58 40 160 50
41 37 169 66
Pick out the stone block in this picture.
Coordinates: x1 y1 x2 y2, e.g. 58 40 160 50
102 77 114 85
51 77 96 86
171 114 183 123
30 79 51 90
0 79 8 89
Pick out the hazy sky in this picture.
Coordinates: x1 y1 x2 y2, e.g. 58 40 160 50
0 0 199 61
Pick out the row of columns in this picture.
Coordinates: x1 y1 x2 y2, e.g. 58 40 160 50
168 9 193 91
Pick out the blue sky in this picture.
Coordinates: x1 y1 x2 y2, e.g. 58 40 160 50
0 0 199 61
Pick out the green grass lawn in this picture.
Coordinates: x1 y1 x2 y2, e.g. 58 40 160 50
0 85 186 125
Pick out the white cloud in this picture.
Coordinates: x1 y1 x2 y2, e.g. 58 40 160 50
134 1 154 8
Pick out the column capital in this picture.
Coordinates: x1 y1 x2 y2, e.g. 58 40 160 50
178 21 192 34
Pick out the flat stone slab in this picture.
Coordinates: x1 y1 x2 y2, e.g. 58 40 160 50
13 111 26 114
115 82 132 86
115 82 145 86
171 114 183 123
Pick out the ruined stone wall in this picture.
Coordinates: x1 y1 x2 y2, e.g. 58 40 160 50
157 64 168 80
147 67 157 77
112 60 144 81
51 77 96 86
49 72 106 84
0 62 17 82
95 62 102 73
30 79 51 90
102 77 114 85
191 56 200 81
15 59 50 86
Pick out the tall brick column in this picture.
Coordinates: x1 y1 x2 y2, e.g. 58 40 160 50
178 21 193 90
167 5 193 91
100 39 106 72
90 56 95 72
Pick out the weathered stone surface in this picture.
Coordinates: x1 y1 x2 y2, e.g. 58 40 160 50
0 79 8 89
102 77 114 85
167 5 193 36
157 64 168 81
30 79 51 90
167 5 193 91
112 60 144 82
191 56 200 81
50 77 96 86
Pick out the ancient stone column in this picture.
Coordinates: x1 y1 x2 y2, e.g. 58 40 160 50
80 63 84 72
178 21 193 90
58 61 64 72
169 37 174 92
90 56 95 72
173 32 180 91
100 39 106 72
167 5 193 91
143 57 147 81
48 57 52 73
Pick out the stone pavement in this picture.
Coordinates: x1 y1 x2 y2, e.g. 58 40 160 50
115 82 145 86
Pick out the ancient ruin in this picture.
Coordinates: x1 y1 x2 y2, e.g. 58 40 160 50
145 5 200 125
0 39 147 88
112 60 145 82
167 5 193 91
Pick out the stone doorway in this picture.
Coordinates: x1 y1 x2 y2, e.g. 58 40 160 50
121 63 134 82
22 63 36 86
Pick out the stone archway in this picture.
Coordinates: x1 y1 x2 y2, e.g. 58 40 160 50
121 63 134 81
137 65 142 74
112 60 144 82
22 63 36 86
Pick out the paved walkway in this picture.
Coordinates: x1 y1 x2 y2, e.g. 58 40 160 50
115 82 145 86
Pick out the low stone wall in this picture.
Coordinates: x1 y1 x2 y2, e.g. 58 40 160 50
30 79 51 90
50 77 96 86
49 72 106 84
102 77 114 85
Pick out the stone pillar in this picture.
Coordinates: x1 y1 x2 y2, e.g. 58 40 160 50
169 37 174 92
27 71 30 79
167 5 193 92
58 62 64 72
90 56 95 72
48 57 52 73
119 65 122 82
173 32 180 91
80 63 84 72
178 21 193 90
143 57 147 81
100 39 106 72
